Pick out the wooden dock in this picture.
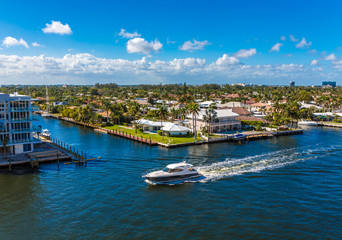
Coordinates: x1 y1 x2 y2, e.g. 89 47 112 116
318 122 342 128
0 142 72 170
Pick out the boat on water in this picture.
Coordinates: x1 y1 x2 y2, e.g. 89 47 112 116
142 162 204 185
298 120 318 126
41 111 51 117
233 133 246 140
41 129 51 138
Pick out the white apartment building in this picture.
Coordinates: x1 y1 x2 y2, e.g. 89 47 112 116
0 93 40 155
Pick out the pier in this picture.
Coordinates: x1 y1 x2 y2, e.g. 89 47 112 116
0 142 72 171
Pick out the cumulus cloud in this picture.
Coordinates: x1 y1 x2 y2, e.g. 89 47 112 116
126 38 162 54
269 43 283 52
295 37 312 48
280 36 286 41
2 37 29 48
118 29 141 38
32 42 43 47
42 21 72 35
289 35 299 42
311 59 318 65
215 54 240 65
324 53 336 61
234 48 257 59
0 53 336 85
179 40 210 52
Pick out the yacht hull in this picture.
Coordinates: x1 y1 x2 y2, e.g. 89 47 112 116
145 173 203 184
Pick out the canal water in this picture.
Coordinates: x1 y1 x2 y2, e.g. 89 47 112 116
1 116 342 239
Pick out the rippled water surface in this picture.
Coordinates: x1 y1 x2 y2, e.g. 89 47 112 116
1 117 342 239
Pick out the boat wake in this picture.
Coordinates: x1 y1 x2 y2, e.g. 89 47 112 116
197 144 341 181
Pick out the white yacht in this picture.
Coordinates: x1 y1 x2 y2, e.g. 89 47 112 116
142 162 203 184
298 120 318 126
41 111 51 117
41 129 51 138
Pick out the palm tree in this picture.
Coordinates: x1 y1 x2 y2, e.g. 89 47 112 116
188 103 200 142
158 106 168 137
102 99 112 123
202 108 217 140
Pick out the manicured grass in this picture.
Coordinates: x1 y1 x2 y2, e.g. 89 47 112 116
105 125 201 145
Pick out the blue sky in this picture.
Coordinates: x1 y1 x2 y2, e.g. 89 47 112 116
1 0 342 85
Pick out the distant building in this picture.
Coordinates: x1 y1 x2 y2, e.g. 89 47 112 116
322 81 336 88
290 81 295 87
0 93 40 154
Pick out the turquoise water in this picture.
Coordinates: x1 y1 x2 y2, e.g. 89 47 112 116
0 116 342 239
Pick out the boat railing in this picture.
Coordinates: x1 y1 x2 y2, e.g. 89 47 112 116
142 167 164 177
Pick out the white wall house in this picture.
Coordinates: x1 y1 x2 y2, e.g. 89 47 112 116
135 119 190 135
188 109 241 133
0 93 40 155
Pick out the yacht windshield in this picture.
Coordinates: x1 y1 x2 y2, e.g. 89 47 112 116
162 167 183 173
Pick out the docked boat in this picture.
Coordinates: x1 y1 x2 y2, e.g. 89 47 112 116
142 162 203 184
41 129 51 138
298 120 318 126
233 133 246 140
41 111 51 117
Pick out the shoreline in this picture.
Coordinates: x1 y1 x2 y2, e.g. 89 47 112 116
45 114 304 148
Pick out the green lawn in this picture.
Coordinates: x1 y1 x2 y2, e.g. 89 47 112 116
105 125 201 145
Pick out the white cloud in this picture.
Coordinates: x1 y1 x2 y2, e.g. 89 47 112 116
280 36 286 41
234 48 257 59
215 54 240 65
42 21 72 35
2 37 29 48
269 43 283 52
289 35 299 42
308 49 317 55
118 29 141 38
295 37 312 48
32 42 43 47
179 40 210 52
324 53 336 61
311 59 318 65
126 37 162 54
0 53 336 85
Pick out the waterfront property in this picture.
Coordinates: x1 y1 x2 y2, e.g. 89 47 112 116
0 92 40 155
135 119 191 135
189 109 241 133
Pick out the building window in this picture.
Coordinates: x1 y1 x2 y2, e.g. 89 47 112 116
23 143 31 152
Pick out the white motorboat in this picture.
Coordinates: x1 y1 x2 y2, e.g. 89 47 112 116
233 133 246 140
298 120 318 126
41 129 51 138
142 162 204 184
41 111 51 117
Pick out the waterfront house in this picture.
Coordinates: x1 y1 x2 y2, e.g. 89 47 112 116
135 119 190 135
161 124 190 136
0 92 40 155
188 109 241 133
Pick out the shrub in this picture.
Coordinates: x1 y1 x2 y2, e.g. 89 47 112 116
137 128 144 134
157 130 163 136
123 122 128 126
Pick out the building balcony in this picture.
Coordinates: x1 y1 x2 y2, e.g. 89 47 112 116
11 126 41 133
0 137 41 146
209 121 241 127
11 116 40 122
9 106 40 112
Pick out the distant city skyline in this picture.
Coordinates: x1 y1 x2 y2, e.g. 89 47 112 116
1 0 342 85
